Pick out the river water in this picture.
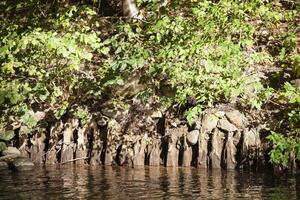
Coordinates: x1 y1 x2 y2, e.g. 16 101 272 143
0 166 299 199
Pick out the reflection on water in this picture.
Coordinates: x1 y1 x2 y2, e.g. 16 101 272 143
0 166 299 199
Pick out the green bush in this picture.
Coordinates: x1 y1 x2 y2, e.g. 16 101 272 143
267 132 300 167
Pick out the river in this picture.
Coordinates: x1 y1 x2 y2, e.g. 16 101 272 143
0 166 299 199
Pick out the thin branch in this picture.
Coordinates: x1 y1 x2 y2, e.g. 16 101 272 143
60 157 89 164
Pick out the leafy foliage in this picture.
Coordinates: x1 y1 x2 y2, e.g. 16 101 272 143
267 132 300 167
267 82 300 167
0 130 15 151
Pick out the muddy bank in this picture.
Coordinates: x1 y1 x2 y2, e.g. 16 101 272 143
3 102 298 172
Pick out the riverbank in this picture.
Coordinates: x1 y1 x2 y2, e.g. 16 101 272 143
0 1 299 172
0 103 296 174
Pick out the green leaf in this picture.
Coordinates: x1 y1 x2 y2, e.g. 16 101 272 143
100 47 110 55
9 92 21 104
84 52 93 61
54 101 69 119
185 106 202 126
53 87 63 97
22 112 38 127
0 142 7 152
0 130 15 141
0 91 5 105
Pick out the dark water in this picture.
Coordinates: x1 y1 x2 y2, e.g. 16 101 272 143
0 166 299 200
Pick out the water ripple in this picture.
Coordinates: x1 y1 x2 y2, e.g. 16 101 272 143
0 166 299 199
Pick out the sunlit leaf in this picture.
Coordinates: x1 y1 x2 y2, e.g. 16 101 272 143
0 142 7 152
0 130 15 141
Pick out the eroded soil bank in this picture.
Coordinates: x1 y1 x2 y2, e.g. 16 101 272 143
3 101 297 173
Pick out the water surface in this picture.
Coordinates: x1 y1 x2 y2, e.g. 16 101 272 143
0 166 299 199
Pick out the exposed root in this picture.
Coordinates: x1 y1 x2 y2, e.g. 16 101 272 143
9 105 290 172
